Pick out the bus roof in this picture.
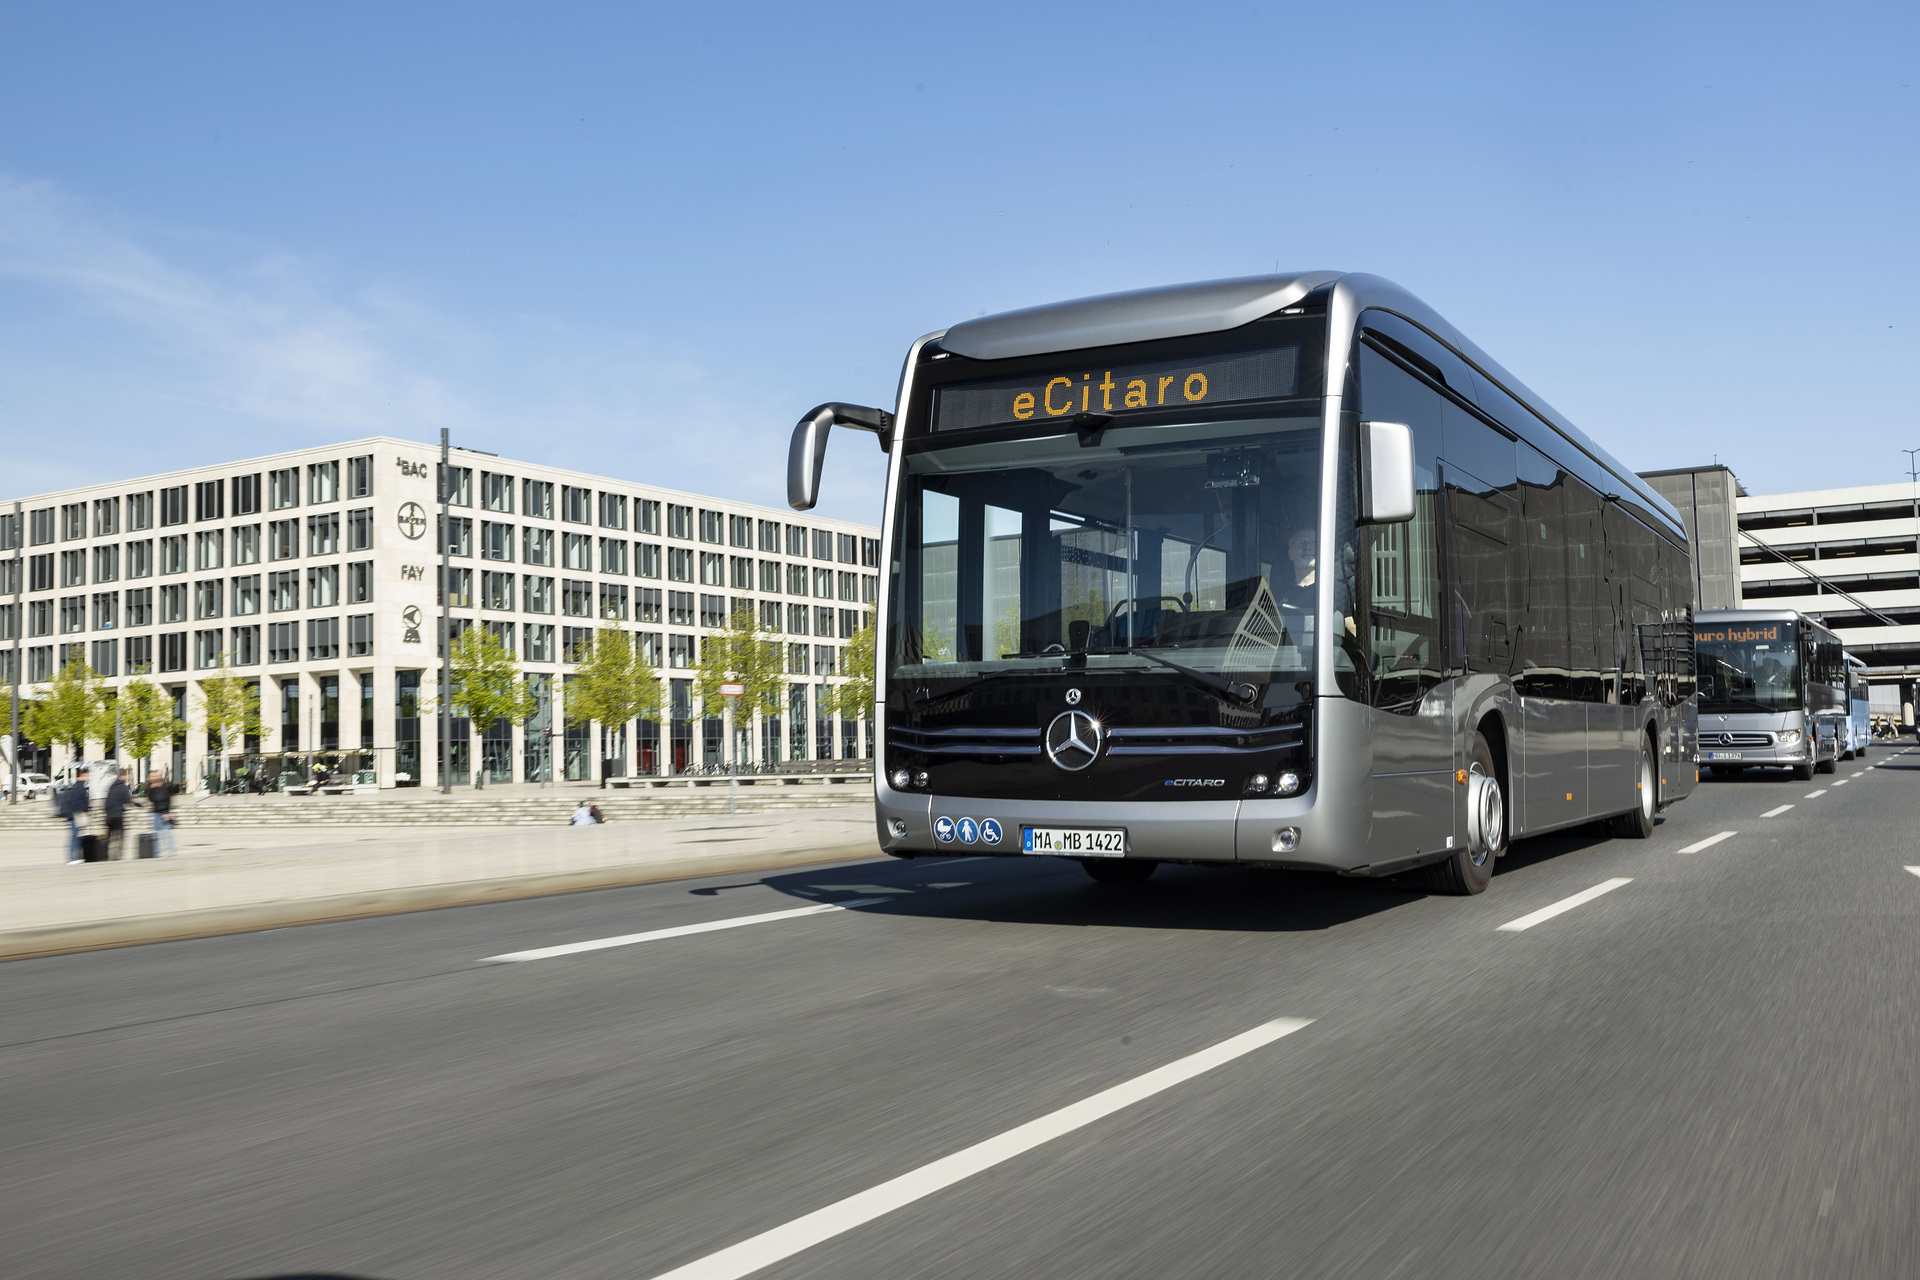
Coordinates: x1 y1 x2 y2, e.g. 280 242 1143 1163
939 271 1683 538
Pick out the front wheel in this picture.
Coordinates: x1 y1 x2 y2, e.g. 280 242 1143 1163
1080 858 1157 885
1815 755 1837 775
1423 731 1503 895
1611 735 1656 839
1791 761 1815 781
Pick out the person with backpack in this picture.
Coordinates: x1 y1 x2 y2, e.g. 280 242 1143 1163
57 767 91 864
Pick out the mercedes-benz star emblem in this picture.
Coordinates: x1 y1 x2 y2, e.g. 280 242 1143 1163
1064 688 1082 706
1044 710 1103 772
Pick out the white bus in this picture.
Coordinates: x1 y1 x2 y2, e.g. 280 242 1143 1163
791 273 1698 895
1845 655 1871 758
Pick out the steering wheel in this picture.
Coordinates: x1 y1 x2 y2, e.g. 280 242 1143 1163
1104 594 1190 628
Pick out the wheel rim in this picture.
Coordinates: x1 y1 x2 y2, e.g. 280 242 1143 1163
1467 763 1503 867
1640 752 1655 820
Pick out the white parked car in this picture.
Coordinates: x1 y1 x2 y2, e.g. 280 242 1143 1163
5 772 55 801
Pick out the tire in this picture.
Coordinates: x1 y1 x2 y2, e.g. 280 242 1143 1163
1080 858 1158 884
1610 734 1656 839
1423 731 1503 895
1791 761 1814 781
1816 754 1837 775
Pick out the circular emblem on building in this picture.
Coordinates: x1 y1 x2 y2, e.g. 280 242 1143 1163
402 605 423 628
1044 710 1104 772
397 501 428 540
1064 688 1082 706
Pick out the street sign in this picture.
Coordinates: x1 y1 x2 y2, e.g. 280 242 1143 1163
720 682 745 697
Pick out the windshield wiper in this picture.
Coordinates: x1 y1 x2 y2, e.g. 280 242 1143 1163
1082 646 1259 705
908 647 1261 708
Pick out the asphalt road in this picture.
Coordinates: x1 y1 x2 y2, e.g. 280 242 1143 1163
4 749 1919 1280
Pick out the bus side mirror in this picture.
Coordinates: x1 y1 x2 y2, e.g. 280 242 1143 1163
788 402 895 511
1359 420 1415 523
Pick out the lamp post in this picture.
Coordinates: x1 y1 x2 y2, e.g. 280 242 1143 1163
720 681 744 815
8 500 20 805
439 428 452 794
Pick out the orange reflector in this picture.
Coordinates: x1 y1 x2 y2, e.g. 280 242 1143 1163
1456 769 1468 784
1565 793 1573 801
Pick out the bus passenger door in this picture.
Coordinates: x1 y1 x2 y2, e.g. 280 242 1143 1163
1517 448 1585 832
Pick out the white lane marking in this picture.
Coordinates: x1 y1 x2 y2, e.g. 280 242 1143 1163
481 899 888 963
1805 790 1828 799
1679 831 1736 854
642 1017 1314 1280
1832 779 1850 787
1497 878 1633 931
1905 867 1920 880
1761 805 1794 818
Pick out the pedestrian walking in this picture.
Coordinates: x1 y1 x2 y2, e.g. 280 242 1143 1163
146 770 177 857
103 768 132 861
57 767 91 864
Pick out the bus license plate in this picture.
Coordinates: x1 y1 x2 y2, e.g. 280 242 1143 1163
1705 751 1742 761
1023 826 1127 857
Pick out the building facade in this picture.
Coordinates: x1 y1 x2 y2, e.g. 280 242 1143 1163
1638 466 1746 611
2 437 881 787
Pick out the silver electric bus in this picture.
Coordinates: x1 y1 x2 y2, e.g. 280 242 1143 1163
1695 609 1847 780
791 272 1698 895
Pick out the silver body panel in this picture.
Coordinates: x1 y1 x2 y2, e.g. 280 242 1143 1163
1697 710 1815 769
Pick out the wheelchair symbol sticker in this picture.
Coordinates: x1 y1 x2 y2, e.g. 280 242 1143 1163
980 819 1003 845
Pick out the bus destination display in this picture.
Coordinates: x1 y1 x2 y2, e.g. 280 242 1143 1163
1696 623 1787 645
932 345 1300 433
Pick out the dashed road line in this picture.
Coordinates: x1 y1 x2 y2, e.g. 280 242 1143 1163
1761 805 1793 818
1905 866 1920 880
1805 790 1827 799
1497 878 1633 931
1832 779 1850 787
641 1017 1315 1280
1679 831 1736 854
481 898 889 963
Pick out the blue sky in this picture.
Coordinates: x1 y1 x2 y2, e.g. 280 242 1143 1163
1 2 1915 522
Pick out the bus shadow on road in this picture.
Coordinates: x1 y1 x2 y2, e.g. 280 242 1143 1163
755 855 1435 934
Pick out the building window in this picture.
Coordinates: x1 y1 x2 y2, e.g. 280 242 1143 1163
483 570 514 611
195 529 225 570
194 480 224 523
638 632 662 667
599 492 628 530
729 555 753 589
124 540 152 578
0 562 13 596
59 595 86 633
698 551 724 586
126 587 153 627
757 560 779 593
347 614 373 657
159 583 187 624
342 454 372 500
480 471 513 513
193 629 223 669
599 582 629 620
269 467 299 511
307 616 340 660
811 529 833 561
523 575 554 614
814 644 837 676
93 544 118 583
267 621 298 664
126 493 153 532
347 507 373 551
92 591 118 630
482 520 515 561
756 519 779 552
561 485 591 524
861 536 881 567
228 525 257 565
667 504 693 539
562 532 592 571
61 549 86 587
90 637 119 676
268 519 298 561
638 499 661 534
599 537 628 575
223 474 258 520
307 513 339 556
232 575 260 616
440 566 472 608
347 561 372 604
561 579 592 617
230 624 260 666
60 503 86 540
760 600 782 632
788 642 809 675
816 605 835 636
836 532 856 564
439 464 472 507
156 535 184 575
862 574 878 603
30 507 55 545
784 524 807 557
0 512 15 552
638 587 662 623
668 590 694 626
666 547 692 582
308 461 340 505
307 565 338 609
698 509 723 544
787 602 810 635
839 608 862 638
159 632 188 672
668 634 694 668
784 563 807 595
814 567 834 598
637 542 661 579
562 626 592 663
29 554 53 592
524 623 555 662
484 619 515 656
441 515 471 558
523 479 553 519
838 571 859 602
194 579 223 620
94 496 120 537
727 514 751 547
267 571 298 612
27 644 53 682
523 527 553 566
700 594 725 628
124 634 152 674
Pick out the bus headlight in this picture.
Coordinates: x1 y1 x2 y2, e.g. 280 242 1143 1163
1776 730 1801 745
1272 826 1301 853
890 769 912 790
1275 771 1303 796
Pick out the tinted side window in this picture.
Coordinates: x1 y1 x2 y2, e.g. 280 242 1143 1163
1517 443 1571 698
1563 474 1607 703
1441 402 1519 674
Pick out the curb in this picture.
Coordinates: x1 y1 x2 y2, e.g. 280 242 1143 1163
0 840 883 963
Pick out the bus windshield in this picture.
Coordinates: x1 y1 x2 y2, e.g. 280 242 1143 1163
889 405 1324 708
1696 624 1800 713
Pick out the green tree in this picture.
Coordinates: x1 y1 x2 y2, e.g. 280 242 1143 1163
196 661 266 785
449 626 538 730
693 606 787 762
119 677 184 778
826 621 876 724
566 627 663 778
23 659 109 759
